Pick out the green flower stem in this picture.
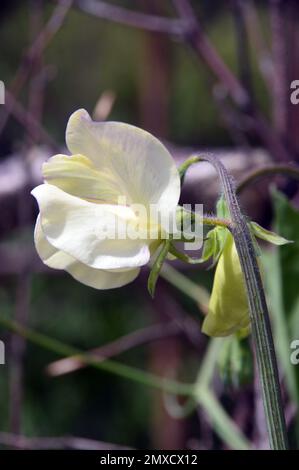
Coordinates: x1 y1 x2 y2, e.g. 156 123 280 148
0 316 192 396
178 155 202 181
237 164 299 194
196 388 252 450
195 338 224 389
159 262 210 310
166 339 223 419
182 154 289 450
0 315 251 450
165 338 251 450
202 215 231 228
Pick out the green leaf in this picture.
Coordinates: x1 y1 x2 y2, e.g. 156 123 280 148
148 240 171 298
250 221 292 246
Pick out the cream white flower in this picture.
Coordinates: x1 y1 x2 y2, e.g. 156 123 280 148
32 109 181 289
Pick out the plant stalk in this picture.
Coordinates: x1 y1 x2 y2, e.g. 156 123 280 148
186 154 289 450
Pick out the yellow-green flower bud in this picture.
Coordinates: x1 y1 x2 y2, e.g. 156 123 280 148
202 231 250 337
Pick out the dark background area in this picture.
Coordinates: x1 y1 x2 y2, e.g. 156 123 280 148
0 0 298 450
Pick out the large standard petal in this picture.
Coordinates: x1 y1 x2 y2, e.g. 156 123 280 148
34 217 139 289
65 109 180 214
43 153 122 203
31 184 151 270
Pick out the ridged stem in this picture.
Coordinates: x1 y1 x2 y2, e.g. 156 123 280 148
182 154 288 450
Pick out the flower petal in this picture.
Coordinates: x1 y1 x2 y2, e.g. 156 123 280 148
43 153 122 203
34 216 140 289
202 232 250 337
31 184 151 269
65 109 180 214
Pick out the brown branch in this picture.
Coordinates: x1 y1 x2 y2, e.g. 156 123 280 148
46 321 181 377
0 241 53 275
27 0 46 145
245 110 292 163
92 90 116 121
285 0 299 154
172 0 292 162
270 0 288 136
232 0 253 96
0 432 131 450
243 0 274 88
9 273 31 434
172 0 249 107
212 89 251 148
0 143 270 202
5 91 59 151
237 163 299 193
76 0 247 106
152 286 203 349
9 152 33 434
172 0 194 20
75 0 187 35
0 0 73 135
72 0 293 163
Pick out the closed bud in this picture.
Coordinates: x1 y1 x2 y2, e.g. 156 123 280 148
202 231 250 337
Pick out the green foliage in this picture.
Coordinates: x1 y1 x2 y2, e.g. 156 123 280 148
262 189 299 405
0 270 151 446
0 4 273 155
218 336 253 389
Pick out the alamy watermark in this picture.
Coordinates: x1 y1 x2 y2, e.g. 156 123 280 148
0 81 4 104
290 339 299 365
0 340 5 365
93 198 204 251
290 80 299 104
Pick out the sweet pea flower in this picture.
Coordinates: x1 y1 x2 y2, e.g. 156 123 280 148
202 231 250 337
32 109 181 289
201 221 290 337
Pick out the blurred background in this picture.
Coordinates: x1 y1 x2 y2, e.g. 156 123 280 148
0 0 299 450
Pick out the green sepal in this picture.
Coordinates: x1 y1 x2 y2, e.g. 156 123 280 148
216 195 230 219
175 206 197 242
202 226 228 265
202 229 217 262
248 223 262 257
168 242 206 264
148 240 171 298
250 221 293 246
